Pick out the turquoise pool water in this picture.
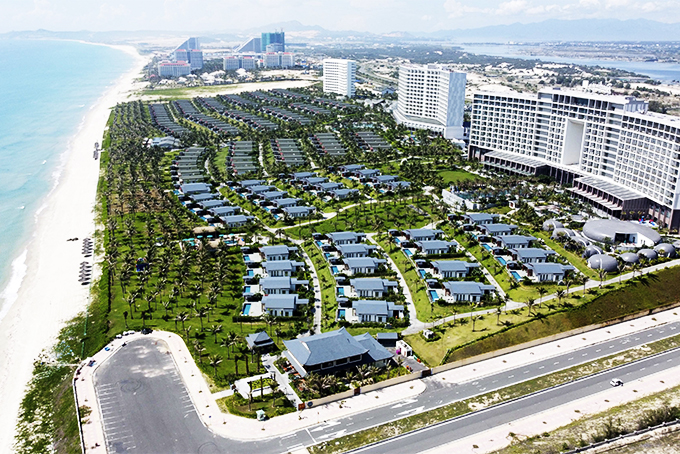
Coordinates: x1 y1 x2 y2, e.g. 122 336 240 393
338 309 345 319
405 250 413 256
243 304 251 315
394 237 401 243
497 257 507 265
247 270 254 276
331 266 339 273
324 253 331 259
511 271 521 281
429 290 439 301
482 244 491 251
244 256 250 261
337 287 344 295
244 286 251 293
418 270 426 278
316 241 323 247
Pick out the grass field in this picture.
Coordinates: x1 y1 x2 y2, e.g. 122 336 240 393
302 241 338 331
437 169 480 184
442 267 680 364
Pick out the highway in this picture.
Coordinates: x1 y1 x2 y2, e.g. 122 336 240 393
93 321 680 453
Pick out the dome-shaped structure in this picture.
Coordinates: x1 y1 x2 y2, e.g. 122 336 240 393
619 252 639 264
637 249 658 261
673 240 680 249
582 245 603 258
552 228 574 239
654 243 677 258
543 219 564 231
588 254 619 272
582 219 661 247
574 237 591 247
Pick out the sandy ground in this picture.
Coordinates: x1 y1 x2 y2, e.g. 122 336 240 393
134 79 317 101
0 44 147 453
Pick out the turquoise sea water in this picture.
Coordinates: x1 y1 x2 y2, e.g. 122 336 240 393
0 39 134 318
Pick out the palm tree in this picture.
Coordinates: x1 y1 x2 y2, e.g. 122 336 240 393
208 354 223 376
196 307 208 331
471 314 483 331
495 306 502 326
123 310 129 329
598 268 608 287
536 286 547 306
525 298 536 316
269 381 280 408
555 290 566 307
210 324 223 343
580 275 589 295
564 277 574 295
261 313 276 337
177 311 189 331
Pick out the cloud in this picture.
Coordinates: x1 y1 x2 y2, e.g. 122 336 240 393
443 0 488 18
495 0 529 15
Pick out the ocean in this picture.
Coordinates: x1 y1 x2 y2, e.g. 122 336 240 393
460 44 680 83
0 39 134 321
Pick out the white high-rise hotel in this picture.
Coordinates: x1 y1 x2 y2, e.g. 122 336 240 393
323 59 357 97
470 87 680 230
395 64 466 140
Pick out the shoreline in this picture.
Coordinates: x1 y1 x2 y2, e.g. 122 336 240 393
0 42 147 453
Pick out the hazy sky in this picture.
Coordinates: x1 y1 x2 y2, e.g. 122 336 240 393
2 0 679 34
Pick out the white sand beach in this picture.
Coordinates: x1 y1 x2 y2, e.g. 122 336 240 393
0 44 147 453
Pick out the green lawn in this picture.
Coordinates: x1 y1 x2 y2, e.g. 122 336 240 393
533 230 602 280
287 199 433 239
301 241 338 331
442 267 680 364
437 169 479 184
216 392 296 419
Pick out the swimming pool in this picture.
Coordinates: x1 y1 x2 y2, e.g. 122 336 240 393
394 237 401 244
244 256 250 261
511 271 521 281
418 270 426 278
404 250 413 256
337 287 345 295
338 309 345 319
316 241 324 247
482 244 491 251
497 257 507 265
324 253 331 259
247 270 254 276
331 266 339 274
243 304 251 315
429 290 439 301
244 286 251 293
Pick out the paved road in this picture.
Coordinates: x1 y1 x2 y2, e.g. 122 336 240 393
94 322 680 453
355 348 680 453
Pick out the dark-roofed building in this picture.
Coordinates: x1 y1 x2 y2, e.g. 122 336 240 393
403 229 444 242
282 327 392 377
443 281 496 302
327 232 366 245
263 260 305 277
245 331 275 351
283 206 316 218
480 223 518 236
494 235 537 249
260 277 308 295
431 260 480 278
260 245 298 261
339 300 404 323
343 257 387 275
463 213 498 225
349 278 398 298
180 182 211 195
415 240 458 255
337 243 377 258
262 294 309 316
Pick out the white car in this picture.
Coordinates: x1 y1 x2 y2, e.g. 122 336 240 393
610 378 623 387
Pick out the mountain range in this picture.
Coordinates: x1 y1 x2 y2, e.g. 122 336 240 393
2 19 679 45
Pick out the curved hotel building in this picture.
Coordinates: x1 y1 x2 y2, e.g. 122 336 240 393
469 88 680 230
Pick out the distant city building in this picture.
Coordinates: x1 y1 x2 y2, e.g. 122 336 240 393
235 37 261 53
323 58 357 98
264 52 294 68
174 37 203 70
469 87 680 230
261 31 285 52
394 64 466 140
266 43 284 53
223 55 259 71
158 61 192 77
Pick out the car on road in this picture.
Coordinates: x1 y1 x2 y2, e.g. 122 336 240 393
610 378 623 387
